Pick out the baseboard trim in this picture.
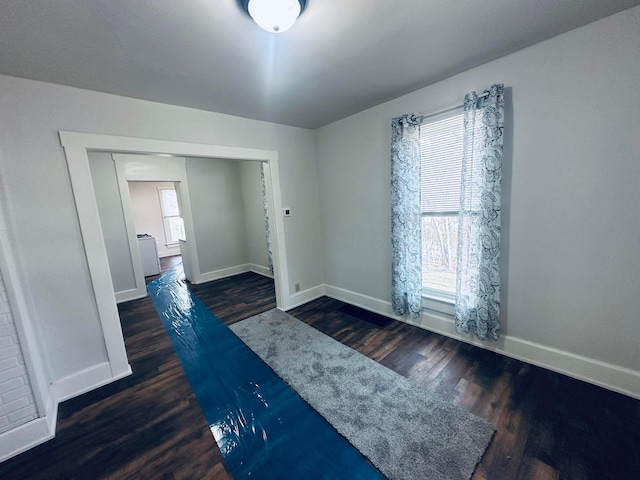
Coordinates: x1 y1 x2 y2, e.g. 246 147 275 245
323 284 640 400
283 285 326 311
0 382 57 462
0 416 55 463
51 362 132 403
248 264 273 278
324 285 396 318
158 248 181 259
196 264 253 284
115 287 147 304
1 361 133 462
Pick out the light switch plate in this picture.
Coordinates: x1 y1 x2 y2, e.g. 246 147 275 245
283 208 291 217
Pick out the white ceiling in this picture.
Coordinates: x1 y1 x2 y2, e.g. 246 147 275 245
1 0 638 129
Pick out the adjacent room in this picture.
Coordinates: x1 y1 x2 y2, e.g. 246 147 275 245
0 1 639 479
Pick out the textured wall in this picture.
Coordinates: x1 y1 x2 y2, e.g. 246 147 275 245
0 271 37 434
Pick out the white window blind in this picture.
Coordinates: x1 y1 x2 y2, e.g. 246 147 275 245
419 112 464 214
419 104 485 303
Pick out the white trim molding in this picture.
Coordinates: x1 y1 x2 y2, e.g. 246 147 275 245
0 360 132 462
4 128 294 461
199 264 274 283
115 288 148 304
249 264 273 278
0 181 52 416
323 284 640 400
0 413 56 463
0 177 59 462
158 248 181 259
198 264 253 284
282 285 326 311
59 131 290 393
112 154 198 302
59 143 131 381
50 362 132 403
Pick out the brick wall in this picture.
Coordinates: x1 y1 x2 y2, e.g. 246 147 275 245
0 271 38 434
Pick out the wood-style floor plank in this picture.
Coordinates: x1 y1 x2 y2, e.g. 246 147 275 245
1 271 638 479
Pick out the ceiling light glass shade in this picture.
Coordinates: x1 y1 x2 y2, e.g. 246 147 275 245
247 0 303 33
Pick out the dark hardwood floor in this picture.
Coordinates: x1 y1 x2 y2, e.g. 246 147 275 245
1 272 638 479
159 255 183 274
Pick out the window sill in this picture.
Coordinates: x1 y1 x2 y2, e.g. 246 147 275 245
422 288 455 316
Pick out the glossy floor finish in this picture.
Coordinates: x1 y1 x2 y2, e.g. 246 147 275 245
0 272 638 479
148 267 384 479
159 254 183 273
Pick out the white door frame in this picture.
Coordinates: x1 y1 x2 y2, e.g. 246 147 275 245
59 131 289 381
112 154 198 303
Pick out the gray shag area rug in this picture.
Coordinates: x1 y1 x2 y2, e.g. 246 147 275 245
230 309 495 480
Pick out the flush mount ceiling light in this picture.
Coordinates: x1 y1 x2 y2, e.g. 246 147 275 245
241 0 307 34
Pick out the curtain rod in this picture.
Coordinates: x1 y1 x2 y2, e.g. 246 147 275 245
415 91 489 123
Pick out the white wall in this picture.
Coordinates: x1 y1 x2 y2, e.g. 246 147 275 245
187 157 249 274
0 74 323 383
89 152 137 293
128 181 179 258
316 7 640 390
89 153 271 296
240 162 270 272
0 1 636 415
0 271 38 434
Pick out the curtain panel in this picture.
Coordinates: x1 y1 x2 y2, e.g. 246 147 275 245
260 162 274 275
455 84 505 340
390 114 423 319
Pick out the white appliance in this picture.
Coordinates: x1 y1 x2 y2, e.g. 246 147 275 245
138 236 160 276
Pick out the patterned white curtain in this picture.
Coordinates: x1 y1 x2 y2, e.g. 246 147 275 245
260 162 274 275
390 114 422 319
455 84 504 340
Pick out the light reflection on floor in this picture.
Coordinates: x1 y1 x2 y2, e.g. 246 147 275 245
147 265 384 479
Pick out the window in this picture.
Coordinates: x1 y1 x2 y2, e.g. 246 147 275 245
158 187 185 246
420 108 485 309
392 85 503 330
419 110 464 303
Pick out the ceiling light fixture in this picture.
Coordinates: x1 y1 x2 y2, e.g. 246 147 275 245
241 0 307 34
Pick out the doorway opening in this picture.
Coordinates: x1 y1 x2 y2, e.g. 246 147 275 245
60 132 289 382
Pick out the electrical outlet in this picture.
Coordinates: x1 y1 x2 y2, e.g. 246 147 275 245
295 283 300 292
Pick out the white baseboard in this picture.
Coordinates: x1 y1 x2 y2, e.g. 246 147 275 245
0 382 57 463
283 285 326 311
1 361 132 462
115 287 147 304
158 248 181 259
0 416 55 463
196 264 253 284
249 264 273 278
324 284 640 400
324 285 396 318
51 362 132 403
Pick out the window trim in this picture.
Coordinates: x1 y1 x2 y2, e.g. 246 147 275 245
419 106 464 315
421 291 455 316
157 186 184 247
